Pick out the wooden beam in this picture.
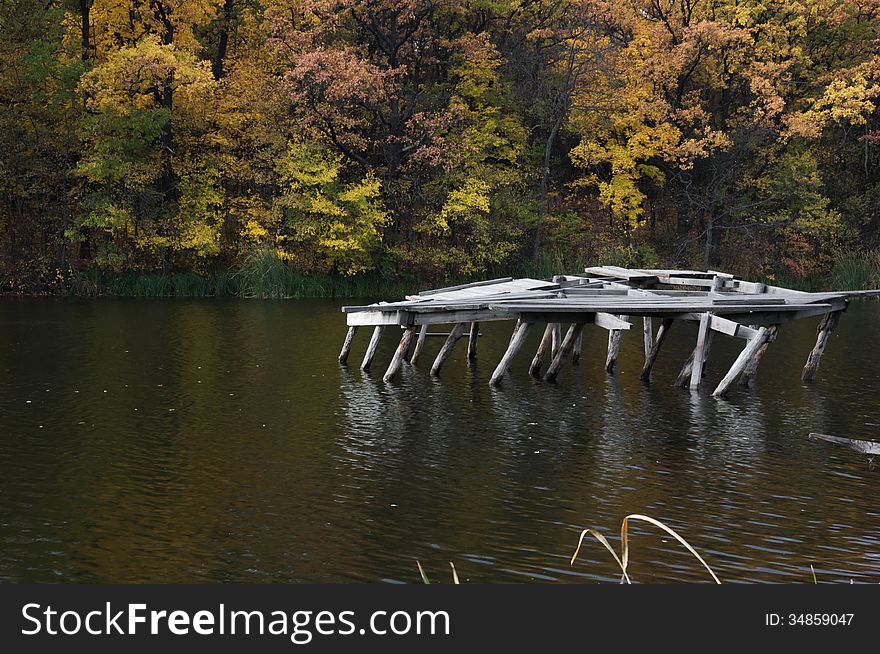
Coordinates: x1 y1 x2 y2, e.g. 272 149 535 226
605 315 629 373
802 310 844 382
431 322 467 376
738 324 778 388
712 327 772 397
808 432 880 455
409 324 429 365
689 313 712 391
360 326 385 372
706 314 759 340
643 317 653 358
595 312 632 331
640 318 673 383
338 326 358 365
490 320 531 386
383 327 416 382
467 322 479 360
347 310 407 327
529 323 554 377
544 323 585 382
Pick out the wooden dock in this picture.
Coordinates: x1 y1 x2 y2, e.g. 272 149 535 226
338 266 880 397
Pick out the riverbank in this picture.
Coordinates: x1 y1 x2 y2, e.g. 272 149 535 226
3 250 879 299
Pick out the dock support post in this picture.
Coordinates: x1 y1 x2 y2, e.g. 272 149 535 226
643 318 653 359
551 323 562 358
467 322 479 360
383 327 416 382
430 322 467 376
338 326 358 365
802 310 844 382
605 315 628 373
675 330 715 388
738 325 778 388
640 318 673 382
409 324 429 365
360 326 385 372
529 323 554 377
713 327 772 398
544 323 585 383
689 313 713 391
572 331 584 365
490 320 531 386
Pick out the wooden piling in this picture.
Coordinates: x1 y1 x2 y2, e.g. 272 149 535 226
409 324 429 365
605 315 628 373
738 324 778 388
643 317 653 359
713 327 772 397
674 330 715 388
544 323 585 383
689 313 713 391
467 322 479 360
529 323 554 377
383 327 416 382
572 331 584 365
802 310 843 382
360 326 385 372
640 318 673 382
551 323 562 358
490 320 531 386
338 326 358 365
430 322 467 376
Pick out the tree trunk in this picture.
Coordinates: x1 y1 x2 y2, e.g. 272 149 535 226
212 0 234 80
703 210 722 268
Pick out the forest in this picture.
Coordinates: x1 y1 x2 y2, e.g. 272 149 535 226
1 0 879 295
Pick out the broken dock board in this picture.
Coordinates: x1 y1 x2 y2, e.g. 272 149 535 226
808 432 880 456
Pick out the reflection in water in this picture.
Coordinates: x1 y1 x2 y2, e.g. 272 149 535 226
1 299 880 583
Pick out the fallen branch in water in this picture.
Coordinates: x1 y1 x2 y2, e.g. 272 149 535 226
808 432 880 455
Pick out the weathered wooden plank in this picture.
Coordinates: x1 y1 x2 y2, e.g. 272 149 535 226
529 323 554 377
643 317 653 358
409 324 429 365
808 432 880 455
490 320 531 386
383 327 416 382
418 277 514 296
360 326 385 372
595 312 633 330
738 324 778 388
690 313 713 391
338 326 358 365
347 310 408 327
802 310 844 382
605 315 629 373
707 314 759 339
544 323 585 382
712 327 772 397
640 318 673 382
431 322 467 376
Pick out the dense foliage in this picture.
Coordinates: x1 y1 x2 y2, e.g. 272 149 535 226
2 0 879 292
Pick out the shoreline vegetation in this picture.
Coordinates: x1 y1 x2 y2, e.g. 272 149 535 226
3 249 879 300
3 3 880 302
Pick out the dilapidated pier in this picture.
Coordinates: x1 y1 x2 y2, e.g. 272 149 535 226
338 266 880 397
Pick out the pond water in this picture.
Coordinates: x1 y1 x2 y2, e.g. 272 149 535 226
1 297 879 583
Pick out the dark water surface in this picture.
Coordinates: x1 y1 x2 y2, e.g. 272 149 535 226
2 298 879 584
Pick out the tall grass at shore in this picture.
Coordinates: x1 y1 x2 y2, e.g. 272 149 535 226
60 247 880 299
